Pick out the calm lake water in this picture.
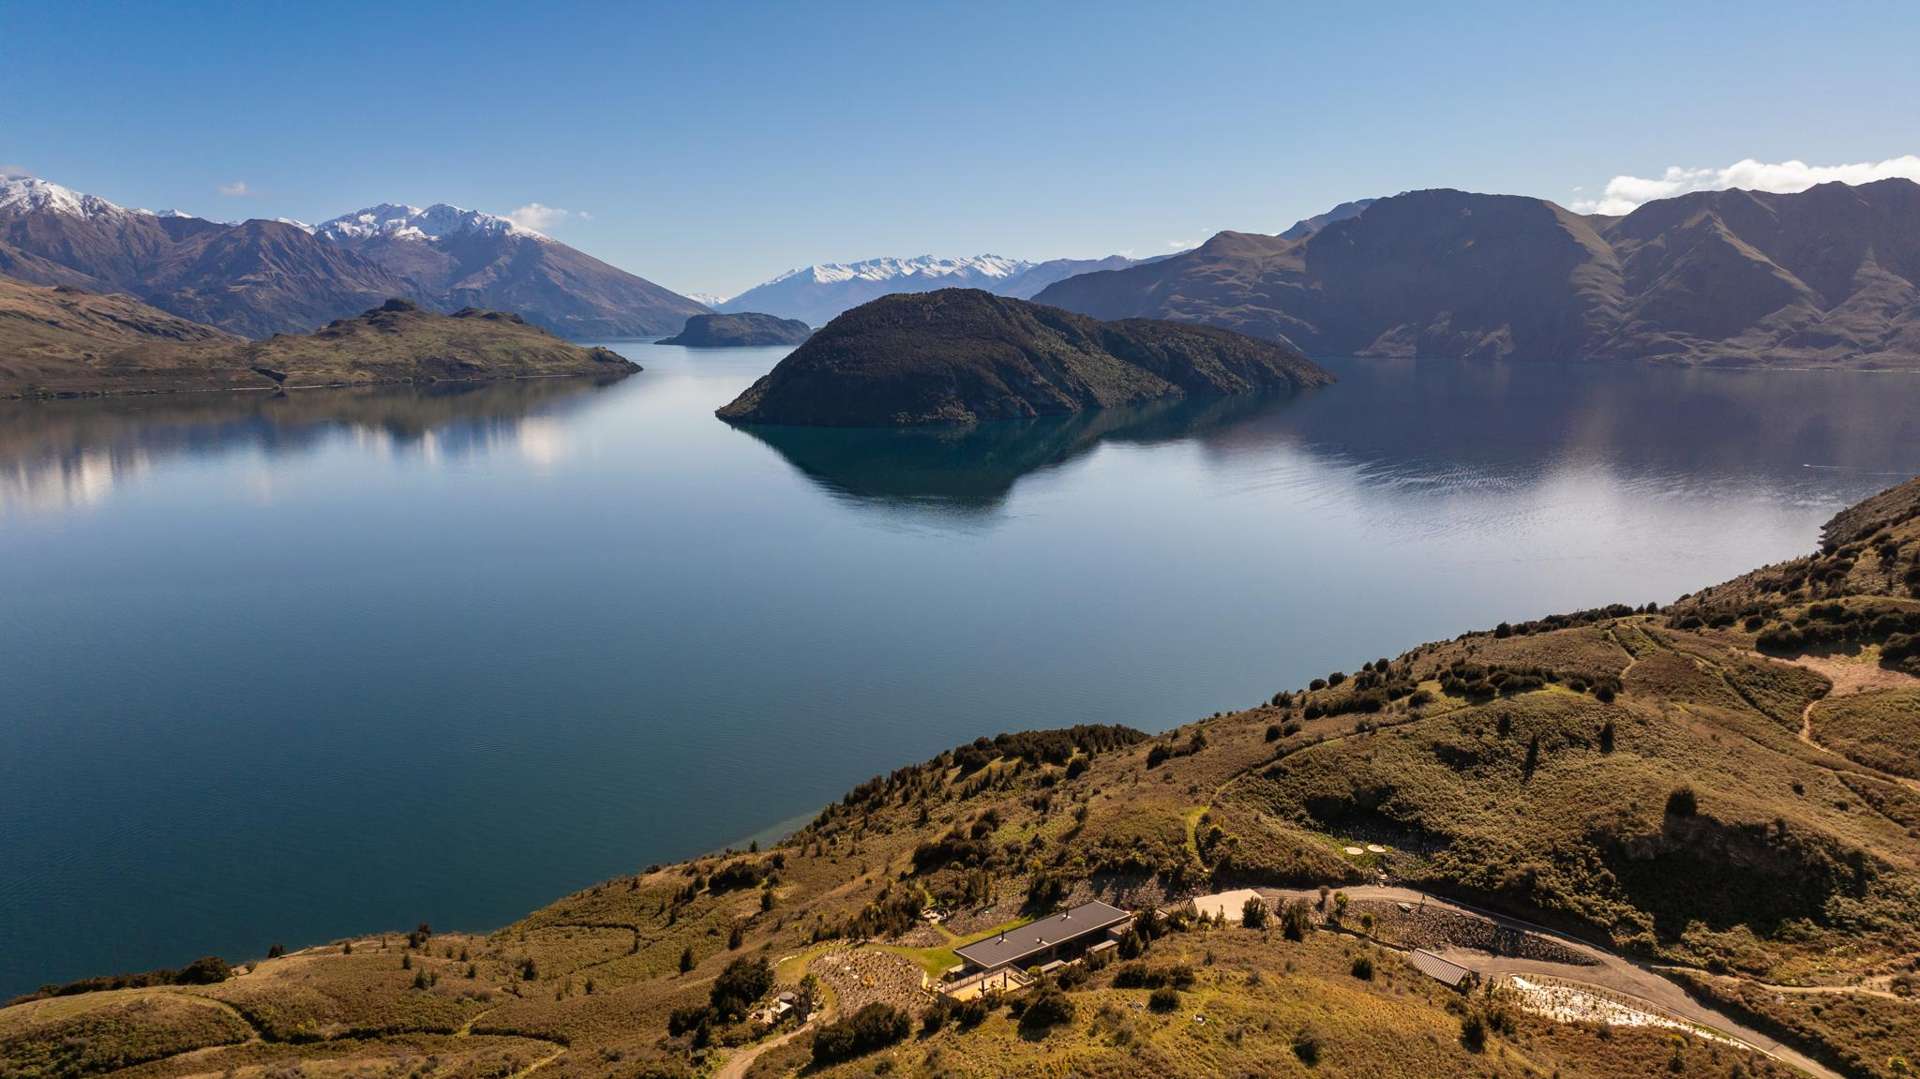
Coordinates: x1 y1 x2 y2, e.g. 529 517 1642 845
2 346 1917 994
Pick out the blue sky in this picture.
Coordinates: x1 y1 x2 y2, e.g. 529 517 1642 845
4 0 1918 296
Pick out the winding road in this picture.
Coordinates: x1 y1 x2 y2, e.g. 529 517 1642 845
1261 885 1844 1079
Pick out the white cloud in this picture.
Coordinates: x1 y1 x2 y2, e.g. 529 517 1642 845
218 180 251 197
0 164 30 179
506 202 574 232
1167 239 1192 249
1571 155 1920 215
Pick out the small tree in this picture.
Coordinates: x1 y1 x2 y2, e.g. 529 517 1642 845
1147 986 1180 1012
1241 896 1269 929
1280 899 1313 941
1350 953 1374 980
679 945 695 974
710 955 774 1021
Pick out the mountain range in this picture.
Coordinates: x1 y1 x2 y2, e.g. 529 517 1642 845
716 254 1146 327
0 175 706 340
1036 179 1920 367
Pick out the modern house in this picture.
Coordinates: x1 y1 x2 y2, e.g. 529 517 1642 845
954 900 1133 975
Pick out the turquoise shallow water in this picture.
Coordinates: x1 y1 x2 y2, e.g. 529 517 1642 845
2 345 1916 995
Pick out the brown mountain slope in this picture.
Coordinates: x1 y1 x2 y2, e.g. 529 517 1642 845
0 178 707 339
717 288 1332 426
0 189 414 339
1038 179 1920 367
322 219 709 338
0 280 637 398
5 473 1914 1075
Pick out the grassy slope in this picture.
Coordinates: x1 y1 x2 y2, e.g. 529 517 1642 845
0 277 638 398
7 480 1920 1078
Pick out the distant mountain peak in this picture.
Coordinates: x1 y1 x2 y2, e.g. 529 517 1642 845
769 254 1033 286
1279 197 1378 240
720 253 1152 326
315 202 546 243
0 174 132 220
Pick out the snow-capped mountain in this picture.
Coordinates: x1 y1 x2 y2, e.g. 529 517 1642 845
315 203 544 243
0 174 411 337
316 201 706 338
769 254 1031 287
0 173 706 339
0 174 135 220
719 254 1141 326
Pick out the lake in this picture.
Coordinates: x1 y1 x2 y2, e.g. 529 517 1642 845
2 346 1916 995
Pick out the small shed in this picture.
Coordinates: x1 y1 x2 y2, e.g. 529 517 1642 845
1408 949 1478 990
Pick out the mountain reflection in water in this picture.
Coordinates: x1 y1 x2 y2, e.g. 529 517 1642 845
727 392 1293 515
729 359 1920 517
0 377 623 513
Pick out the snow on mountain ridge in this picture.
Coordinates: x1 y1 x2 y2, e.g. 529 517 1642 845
0 175 132 220
769 254 1033 286
315 202 547 243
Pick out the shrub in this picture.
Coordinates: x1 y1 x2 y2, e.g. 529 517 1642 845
1113 962 1195 989
710 956 773 1021
667 1004 709 1037
1019 987 1075 1033
1461 1010 1488 1052
1280 899 1313 941
678 946 694 974
1265 724 1282 742
175 956 231 985
1147 986 1180 1012
812 1002 910 1064
1665 785 1698 819
1292 1023 1323 1064
1350 954 1374 980
1241 896 1269 929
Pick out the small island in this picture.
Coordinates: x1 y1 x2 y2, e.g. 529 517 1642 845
0 282 639 398
715 288 1332 427
657 311 812 347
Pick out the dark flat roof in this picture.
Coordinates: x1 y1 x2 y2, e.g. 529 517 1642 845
954 900 1131 971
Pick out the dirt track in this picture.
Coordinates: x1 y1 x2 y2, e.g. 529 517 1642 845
1262 885 1842 1079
